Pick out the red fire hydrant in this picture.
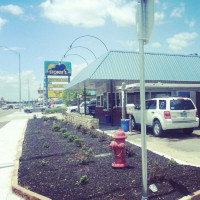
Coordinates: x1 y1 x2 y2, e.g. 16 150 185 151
109 128 129 168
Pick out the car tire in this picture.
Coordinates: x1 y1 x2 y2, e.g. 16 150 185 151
183 128 193 134
131 116 137 130
153 120 164 137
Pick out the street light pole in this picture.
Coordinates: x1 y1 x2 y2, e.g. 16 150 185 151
0 45 22 111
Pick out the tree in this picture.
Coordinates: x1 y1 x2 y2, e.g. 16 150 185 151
62 91 91 106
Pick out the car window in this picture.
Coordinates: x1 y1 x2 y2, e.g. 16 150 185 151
159 100 166 110
146 100 156 110
170 99 195 110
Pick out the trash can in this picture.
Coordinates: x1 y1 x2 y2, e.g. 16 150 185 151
105 115 111 123
121 119 130 132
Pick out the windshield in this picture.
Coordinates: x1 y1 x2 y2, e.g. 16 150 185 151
170 99 195 110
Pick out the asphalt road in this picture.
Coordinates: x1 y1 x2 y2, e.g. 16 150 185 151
0 109 17 129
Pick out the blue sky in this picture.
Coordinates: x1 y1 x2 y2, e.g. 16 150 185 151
0 0 199 101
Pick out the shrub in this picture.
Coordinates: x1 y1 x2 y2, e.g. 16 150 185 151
81 127 88 135
51 122 61 132
62 132 70 138
45 107 66 114
75 175 88 186
35 130 40 134
68 135 77 142
60 128 67 133
40 159 46 166
68 145 94 165
167 158 178 167
126 146 135 157
74 138 84 147
97 134 107 142
89 130 98 138
148 162 166 183
41 116 48 121
43 141 49 148
39 136 45 140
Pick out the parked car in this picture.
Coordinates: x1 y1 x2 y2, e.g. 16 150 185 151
24 105 46 113
7 105 13 109
79 101 89 114
87 100 96 116
66 105 78 113
2 105 8 110
14 105 20 109
126 97 199 137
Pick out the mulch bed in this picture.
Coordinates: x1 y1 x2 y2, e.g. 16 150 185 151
18 117 200 200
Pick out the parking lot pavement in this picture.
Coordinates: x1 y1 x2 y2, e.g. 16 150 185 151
99 125 200 166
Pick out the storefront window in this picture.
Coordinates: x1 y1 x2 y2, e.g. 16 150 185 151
103 92 107 109
97 96 101 106
96 95 104 107
115 93 121 107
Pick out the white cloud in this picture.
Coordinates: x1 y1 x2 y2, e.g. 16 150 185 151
171 3 185 18
117 40 138 50
167 32 198 52
0 70 40 101
0 4 24 15
40 0 137 28
151 42 161 48
0 17 7 31
155 12 165 25
185 19 195 28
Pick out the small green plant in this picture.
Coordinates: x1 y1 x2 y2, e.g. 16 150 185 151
41 116 48 121
33 115 37 119
60 128 67 133
68 145 95 165
62 132 70 138
74 138 84 147
43 141 49 148
39 136 45 140
68 135 77 142
75 175 88 186
126 146 135 158
97 134 107 142
167 158 178 167
51 122 61 132
89 130 98 138
81 127 88 135
40 159 46 166
35 130 40 134
148 162 166 183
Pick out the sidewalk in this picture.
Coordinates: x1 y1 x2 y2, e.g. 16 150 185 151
0 119 27 200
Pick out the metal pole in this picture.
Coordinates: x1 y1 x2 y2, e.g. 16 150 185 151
121 82 126 119
18 53 22 111
139 0 148 199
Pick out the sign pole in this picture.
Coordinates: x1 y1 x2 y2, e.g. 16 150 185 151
139 0 147 199
136 1 154 199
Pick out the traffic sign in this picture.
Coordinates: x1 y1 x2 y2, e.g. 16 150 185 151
136 0 154 44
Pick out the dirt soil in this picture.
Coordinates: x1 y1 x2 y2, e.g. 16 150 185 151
18 117 200 200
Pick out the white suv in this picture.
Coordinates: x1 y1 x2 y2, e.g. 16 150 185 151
126 97 199 137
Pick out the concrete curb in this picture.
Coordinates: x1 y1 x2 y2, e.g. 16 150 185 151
11 120 51 200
